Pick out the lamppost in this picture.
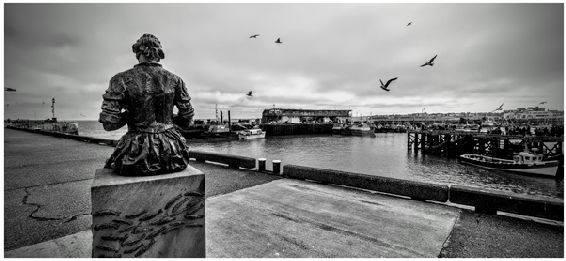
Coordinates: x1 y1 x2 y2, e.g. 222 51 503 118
4 87 16 120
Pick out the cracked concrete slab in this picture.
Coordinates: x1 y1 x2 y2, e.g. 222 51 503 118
4 187 92 251
25 180 92 220
206 179 461 258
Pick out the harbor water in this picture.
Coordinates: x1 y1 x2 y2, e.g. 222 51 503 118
77 121 563 200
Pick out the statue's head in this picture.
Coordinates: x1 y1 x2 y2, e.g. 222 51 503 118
132 33 165 62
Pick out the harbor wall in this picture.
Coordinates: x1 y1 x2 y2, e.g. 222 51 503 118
450 185 563 221
188 150 256 169
283 164 564 221
6 126 118 146
283 164 449 202
259 123 333 136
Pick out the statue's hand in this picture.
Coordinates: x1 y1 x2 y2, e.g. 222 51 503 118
102 111 129 131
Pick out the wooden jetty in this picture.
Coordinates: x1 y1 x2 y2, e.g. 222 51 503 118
408 130 563 158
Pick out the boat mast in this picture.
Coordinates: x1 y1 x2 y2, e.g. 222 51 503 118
215 103 218 123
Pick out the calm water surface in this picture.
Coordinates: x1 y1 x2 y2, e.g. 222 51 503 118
78 121 563 199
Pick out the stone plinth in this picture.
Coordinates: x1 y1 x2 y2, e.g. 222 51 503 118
91 167 205 258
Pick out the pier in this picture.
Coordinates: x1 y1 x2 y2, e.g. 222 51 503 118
4 128 564 258
408 130 563 158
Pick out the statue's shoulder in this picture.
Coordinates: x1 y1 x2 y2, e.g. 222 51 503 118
109 68 135 82
157 67 182 82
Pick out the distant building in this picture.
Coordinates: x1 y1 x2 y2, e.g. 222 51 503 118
503 107 563 123
261 108 351 124
369 112 505 123
366 107 563 125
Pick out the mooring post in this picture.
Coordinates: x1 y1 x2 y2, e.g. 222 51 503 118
407 132 411 152
420 133 426 153
272 160 282 174
414 133 419 154
257 158 266 172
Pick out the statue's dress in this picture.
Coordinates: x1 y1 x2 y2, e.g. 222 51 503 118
99 62 194 176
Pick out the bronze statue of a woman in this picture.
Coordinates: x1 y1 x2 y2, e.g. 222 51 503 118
99 34 194 176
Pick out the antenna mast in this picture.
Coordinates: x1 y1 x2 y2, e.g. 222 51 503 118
51 98 56 119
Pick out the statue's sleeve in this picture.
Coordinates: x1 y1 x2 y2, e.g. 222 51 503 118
174 78 194 126
99 75 127 130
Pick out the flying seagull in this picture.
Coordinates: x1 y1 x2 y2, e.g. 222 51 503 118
249 34 260 38
275 38 283 44
493 103 504 112
246 91 253 97
4 87 16 92
407 22 412 26
420 55 438 67
379 77 398 92
539 101 547 105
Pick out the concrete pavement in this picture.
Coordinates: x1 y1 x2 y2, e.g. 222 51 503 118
206 179 460 258
440 209 564 258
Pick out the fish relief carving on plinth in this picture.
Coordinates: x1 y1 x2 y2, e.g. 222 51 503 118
92 191 204 258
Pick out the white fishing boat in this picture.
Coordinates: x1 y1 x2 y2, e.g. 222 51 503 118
459 152 559 177
238 128 266 140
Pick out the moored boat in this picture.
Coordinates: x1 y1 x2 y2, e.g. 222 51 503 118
332 123 344 134
349 123 376 137
207 124 230 135
238 128 266 140
459 152 559 177
455 123 480 133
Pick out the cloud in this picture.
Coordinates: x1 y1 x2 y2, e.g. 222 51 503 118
4 3 563 120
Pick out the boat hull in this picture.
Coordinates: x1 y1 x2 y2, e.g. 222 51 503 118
331 127 342 134
350 129 376 137
238 133 266 140
459 154 559 177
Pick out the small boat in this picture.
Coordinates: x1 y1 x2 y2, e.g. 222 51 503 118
459 152 559 177
206 124 230 136
238 128 266 140
349 123 376 137
455 123 480 133
332 123 344 134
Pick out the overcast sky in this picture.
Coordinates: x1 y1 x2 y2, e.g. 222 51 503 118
4 3 564 120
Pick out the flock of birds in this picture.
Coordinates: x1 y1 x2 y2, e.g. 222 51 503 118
244 21 438 97
380 54 438 92
379 21 439 92
244 34 284 97
249 34 283 45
